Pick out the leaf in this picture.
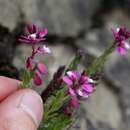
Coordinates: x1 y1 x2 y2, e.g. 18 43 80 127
39 113 72 130
45 87 68 118
66 50 83 72
52 114 72 130
21 69 31 88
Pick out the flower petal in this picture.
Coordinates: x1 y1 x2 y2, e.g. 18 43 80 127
27 24 37 34
63 76 73 86
67 70 80 80
111 28 118 38
19 24 48 44
26 57 33 70
83 84 94 93
117 47 127 55
37 45 51 54
37 63 48 74
70 96 78 108
87 78 94 83
33 71 43 86
39 28 48 38
18 38 32 43
124 41 130 50
77 88 89 98
68 87 76 96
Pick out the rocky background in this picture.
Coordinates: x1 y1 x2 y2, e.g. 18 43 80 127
0 0 130 130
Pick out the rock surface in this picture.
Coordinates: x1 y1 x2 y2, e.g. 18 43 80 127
0 0 130 130
105 52 130 130
34 0 101 36
71 82 122 130
0 0 20 30
84 82 121 129
0 24 19 78
0 0 102 36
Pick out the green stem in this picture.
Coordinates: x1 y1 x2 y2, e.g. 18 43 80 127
87 42 116 76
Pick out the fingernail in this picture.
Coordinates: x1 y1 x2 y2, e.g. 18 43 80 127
19 91 43 126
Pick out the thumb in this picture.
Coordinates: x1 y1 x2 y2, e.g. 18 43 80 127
0 89 43 130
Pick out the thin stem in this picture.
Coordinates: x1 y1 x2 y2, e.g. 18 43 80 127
87 42 116 76
31 44 36 58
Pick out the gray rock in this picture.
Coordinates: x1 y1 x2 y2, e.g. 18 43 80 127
39 0 102 36
69 82 122 130
76 27 113 57
104 52 130 130
22 0 102 36
0 25 15 60
83 82 122 129
0 0 20 30
86 119 116 130
0 0 102 35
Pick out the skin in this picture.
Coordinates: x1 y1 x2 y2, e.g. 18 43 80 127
0 76 43 130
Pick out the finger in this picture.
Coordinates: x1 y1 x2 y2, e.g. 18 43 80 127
0 76 20 101
0 89 43 130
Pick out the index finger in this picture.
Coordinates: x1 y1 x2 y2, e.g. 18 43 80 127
0 76 20 102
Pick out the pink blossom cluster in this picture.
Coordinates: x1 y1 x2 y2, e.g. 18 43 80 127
19 24 48 44
63 70 95 115
112 27 130 55
19 24 51 85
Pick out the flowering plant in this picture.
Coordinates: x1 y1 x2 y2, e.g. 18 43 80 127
18 24 130 130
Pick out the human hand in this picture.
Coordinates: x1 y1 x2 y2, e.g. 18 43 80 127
0 76 43 130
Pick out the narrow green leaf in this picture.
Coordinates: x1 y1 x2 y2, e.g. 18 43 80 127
21 69 31 88
39 113 72 130
66 50 83 72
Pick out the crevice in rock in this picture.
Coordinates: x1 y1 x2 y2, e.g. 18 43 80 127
0 23 25 79
91 0 125 28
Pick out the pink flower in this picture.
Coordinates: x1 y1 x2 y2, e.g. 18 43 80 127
32 63 48 86
63 70 95 108
68 87 79 108
116 41 130 55
33 70 43 85
112 27 130 55
63 71 80 86
70 96 78 108
37 63 48 74
37 45 51 54
27 24 37 34
68 87 76 97
19 24 48 44
20 24 51 87
26 57 33 70
63 76 73 86
77 84 93 98
67 71 80 80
